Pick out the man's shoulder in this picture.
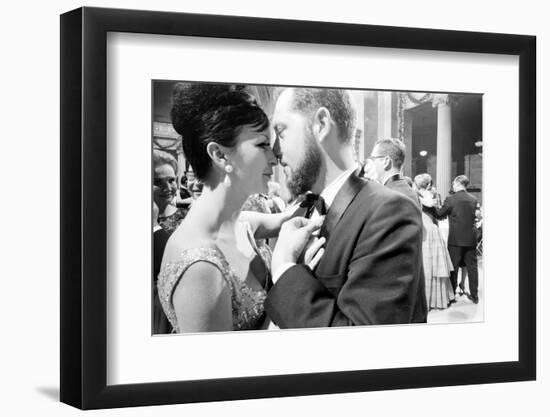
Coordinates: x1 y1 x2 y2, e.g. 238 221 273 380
453 190 477 204
465 191 479 202
356 178 418 210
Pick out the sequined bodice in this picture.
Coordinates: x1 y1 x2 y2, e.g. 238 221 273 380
157 243 270 332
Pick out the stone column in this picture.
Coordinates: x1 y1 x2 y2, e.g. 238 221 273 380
349 90 365 164
433 94 452 200
402 110 413 177
377 91 393 140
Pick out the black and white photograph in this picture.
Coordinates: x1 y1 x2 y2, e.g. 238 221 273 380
152 81 484 334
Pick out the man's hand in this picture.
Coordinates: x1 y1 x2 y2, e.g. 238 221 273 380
303 236 326 270
271 216 324 279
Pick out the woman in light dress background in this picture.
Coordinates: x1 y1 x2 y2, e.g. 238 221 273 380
157 83 323 333
414 173 455 309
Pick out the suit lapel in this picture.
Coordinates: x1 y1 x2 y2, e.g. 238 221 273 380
320 172 365 239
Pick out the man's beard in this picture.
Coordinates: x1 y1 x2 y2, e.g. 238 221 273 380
286 128 322 199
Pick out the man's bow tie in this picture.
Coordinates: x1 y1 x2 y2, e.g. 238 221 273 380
300 193 327 218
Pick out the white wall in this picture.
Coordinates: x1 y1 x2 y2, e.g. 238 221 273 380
0 0 546 415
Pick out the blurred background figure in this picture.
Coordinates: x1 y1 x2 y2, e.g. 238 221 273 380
267 181 286 214
241 193 273 262
190 180 203 201
153 150 189 334
415 173 455 309
431 175 480 304
364 138 420 206
177 174 193 208
153 150 188 235
153 201 171 334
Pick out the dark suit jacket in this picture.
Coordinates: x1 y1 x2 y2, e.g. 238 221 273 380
265 174 427 328
153 228 171 334
385 175 421 208
436 190 478 247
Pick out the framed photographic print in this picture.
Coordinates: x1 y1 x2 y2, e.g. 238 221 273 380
60 6 536 409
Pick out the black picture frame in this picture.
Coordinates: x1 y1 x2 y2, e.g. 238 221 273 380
60 6 536 410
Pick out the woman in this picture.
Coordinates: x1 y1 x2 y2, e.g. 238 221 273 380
152 150 190 334
157 83 323 333
153 150 188 235
267 181 286 214
415 173 455 309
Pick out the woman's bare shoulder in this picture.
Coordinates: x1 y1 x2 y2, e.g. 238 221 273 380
173 261 227 294
161 220 215 264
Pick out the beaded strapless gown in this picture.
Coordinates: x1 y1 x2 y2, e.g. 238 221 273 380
157 227 271 332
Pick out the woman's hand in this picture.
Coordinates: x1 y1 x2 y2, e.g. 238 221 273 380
240 195 307 239
280 195 305 221
419 193 436 207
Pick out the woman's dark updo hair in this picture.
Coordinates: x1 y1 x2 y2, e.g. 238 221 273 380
171 83 269 181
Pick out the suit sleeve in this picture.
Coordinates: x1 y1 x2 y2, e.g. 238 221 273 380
435 197 452 219
265 194 424 327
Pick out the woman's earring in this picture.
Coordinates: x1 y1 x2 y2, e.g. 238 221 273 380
224 164 233 187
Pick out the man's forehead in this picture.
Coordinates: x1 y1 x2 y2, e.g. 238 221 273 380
371 144 382 155
274 88 295 113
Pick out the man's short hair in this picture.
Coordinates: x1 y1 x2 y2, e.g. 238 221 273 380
288 88 357 143
374 137 406 170
454 175 469 188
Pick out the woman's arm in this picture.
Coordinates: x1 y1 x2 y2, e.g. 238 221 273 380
239 201 301 239
171 262 233 332
238 211 290 239
418 189 436 208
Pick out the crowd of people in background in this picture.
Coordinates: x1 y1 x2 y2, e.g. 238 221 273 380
360 138 482 310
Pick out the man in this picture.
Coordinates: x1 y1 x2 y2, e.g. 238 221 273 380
435 175 480 303
153 202 171 334
266 87 427 327
364 138 426 308
364 137 420 207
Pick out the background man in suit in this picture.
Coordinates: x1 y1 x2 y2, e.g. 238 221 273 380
266 87 427 328
153 202 171 334
435 175 480 303
363 137 421 207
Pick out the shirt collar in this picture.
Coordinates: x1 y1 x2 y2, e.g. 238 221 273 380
383 172 402 186
320 167 357 209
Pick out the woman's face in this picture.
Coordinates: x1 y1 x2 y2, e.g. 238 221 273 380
226 124 277 197
153 163 177 207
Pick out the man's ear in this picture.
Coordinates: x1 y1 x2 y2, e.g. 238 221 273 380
206 142 227 170
383 157 393 171
312 107 332 142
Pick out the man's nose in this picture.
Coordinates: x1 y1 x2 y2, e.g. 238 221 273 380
271 137 282 162
266 147 278 166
